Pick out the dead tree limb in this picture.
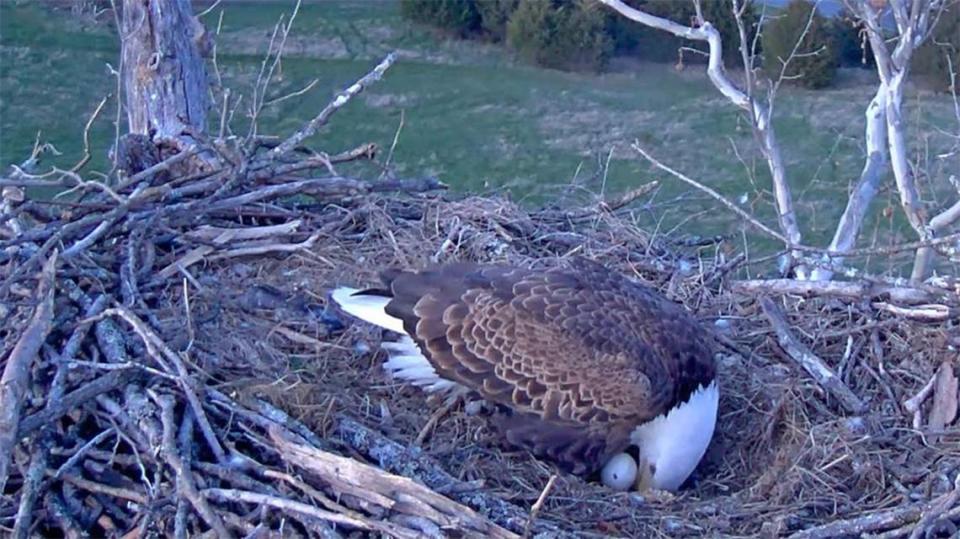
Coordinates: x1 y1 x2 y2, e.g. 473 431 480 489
812 88 889 280
731 278 949 305
268 52 397 158
269 425 520 539
760 298 866 414
0 250 57 493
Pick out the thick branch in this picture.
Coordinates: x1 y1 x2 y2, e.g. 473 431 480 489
732 278 943 304
270 426 519 539
857 0 945 281
0 250 57 493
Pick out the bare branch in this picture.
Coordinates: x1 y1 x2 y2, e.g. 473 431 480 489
268 52 397 158
599 0 806 276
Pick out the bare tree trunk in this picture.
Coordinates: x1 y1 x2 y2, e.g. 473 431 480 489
120 0 210 142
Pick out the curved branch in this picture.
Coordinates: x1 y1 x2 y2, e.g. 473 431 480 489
598 0 806 276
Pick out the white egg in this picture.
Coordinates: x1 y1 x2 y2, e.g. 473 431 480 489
601 452 638 491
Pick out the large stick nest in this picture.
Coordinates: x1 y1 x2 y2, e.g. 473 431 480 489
2 65 960 539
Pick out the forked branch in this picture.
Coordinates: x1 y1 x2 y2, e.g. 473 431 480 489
598 0 806 276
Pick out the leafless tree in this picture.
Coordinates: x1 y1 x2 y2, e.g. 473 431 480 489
599 0 958 283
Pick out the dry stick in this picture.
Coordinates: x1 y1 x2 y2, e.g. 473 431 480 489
760 298 866 414
207 232 321 261
104 306 227 464
904 372 937 430
522 475 557 539
59 472 148 505
269 425 520 539
268 52 397 158
906 474 960 539
18 369 138 438
331 415 550 535
52 428 116 481
158 395 232 539
0 250 57 494
732 279 945 305
872 302 955 322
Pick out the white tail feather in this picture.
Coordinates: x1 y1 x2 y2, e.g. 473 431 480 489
332 287 460 393
382 337 459 392
330 287 406 334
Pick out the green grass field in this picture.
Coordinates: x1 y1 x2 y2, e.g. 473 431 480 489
2 0 957 267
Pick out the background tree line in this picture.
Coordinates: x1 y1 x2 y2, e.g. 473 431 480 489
400 0 959 91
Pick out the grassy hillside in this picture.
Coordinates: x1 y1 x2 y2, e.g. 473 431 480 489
1 0 957 268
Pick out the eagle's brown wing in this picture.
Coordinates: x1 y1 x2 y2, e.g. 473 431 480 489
381 258 716 474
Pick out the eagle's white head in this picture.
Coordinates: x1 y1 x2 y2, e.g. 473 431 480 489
601 380 720 491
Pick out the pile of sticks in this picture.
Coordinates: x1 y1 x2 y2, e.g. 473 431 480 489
0 54 555 538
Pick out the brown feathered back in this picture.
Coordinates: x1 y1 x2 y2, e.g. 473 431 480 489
378 257 716 475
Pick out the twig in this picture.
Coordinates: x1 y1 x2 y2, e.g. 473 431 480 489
379 108 405 180
632 142 788 243
522 475 557 539
0 250 57 493
904 372 938 430
760 298 866 414
268 52 397 158
52 428 116 480
71 95 110 173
